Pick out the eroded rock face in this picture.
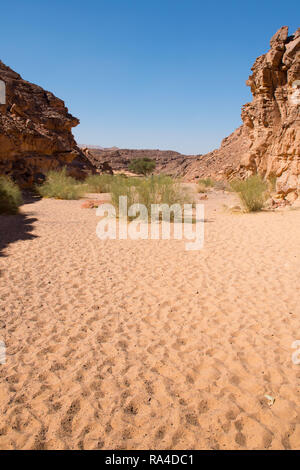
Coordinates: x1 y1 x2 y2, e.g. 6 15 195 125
184 26 300 198
84 27 299 195
239 26 300 199
0 61 93 186
81 148 114 174
84 147 201 177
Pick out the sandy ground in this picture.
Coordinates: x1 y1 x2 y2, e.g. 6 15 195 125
0 190 300 450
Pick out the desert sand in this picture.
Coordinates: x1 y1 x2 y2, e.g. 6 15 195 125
0 190 300 450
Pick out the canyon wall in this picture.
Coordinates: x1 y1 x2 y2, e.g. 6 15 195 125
87 28 299 200
1 26 299 197
184 26 300 201
240 26 300 201
0 61 93 186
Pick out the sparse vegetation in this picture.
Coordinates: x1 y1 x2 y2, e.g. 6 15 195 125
198 178 215 188
128 158 156 176
0 176 23 215
36 168 84 200
230 175 268 212
85 174 114 193
110 175 193 220
197 178 215 193
110 176 139 213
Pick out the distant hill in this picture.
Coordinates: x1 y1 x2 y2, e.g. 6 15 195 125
79 145 119 151
81 147 203 178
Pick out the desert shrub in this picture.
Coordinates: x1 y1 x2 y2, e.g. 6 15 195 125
0 176 23 215
110 175 193 220
110 176 138 213
230 175 268 212
137 176 187 209
197 178 215 193
36 168 84 200
128 158 156 176
198 178 215 188
85 174 114 193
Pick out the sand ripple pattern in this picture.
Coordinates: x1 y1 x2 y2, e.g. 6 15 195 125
0 196 300 449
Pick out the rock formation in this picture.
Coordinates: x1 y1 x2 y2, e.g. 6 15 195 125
184 26 300 200
0 61 94 186
240 26 300 201
81 148 114 174
84 147 201 177
2 26 298 196
85 27 299 200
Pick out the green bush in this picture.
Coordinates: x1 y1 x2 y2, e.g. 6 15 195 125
36 168 84 200
128 158 156 176
198 178 215 188
0 176 23 215
109 176 142 217
85 174 114 193
230 175 268 212
110 175 193 220
197 178 215 193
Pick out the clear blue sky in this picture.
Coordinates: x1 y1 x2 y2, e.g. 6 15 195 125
1 1 299 154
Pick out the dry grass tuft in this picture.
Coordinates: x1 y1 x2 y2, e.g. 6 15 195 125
0 176 23 214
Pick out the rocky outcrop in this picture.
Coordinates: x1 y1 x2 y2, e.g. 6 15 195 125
84 147 201 177
85 27 299 197
240 26 300 201
81 148 114 174
5 26 296 193
183 26 300 200
0 61 94 186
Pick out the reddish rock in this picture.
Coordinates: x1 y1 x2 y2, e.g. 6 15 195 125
0 61 95 186
84 27 299 200
82 146 201 178
81 148 114 174
81 200 104 209
182 26 300 200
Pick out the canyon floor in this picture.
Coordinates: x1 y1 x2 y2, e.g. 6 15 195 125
0 188 300 450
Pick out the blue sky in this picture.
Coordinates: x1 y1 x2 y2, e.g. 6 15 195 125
1 1 299 154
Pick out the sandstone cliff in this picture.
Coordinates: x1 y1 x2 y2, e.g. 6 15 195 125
183 26 300 201
86 27 299 199
3 26 297 194
240 26 300 201
0 61 94 186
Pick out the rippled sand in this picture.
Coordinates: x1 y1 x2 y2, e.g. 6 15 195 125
0 191 300 449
